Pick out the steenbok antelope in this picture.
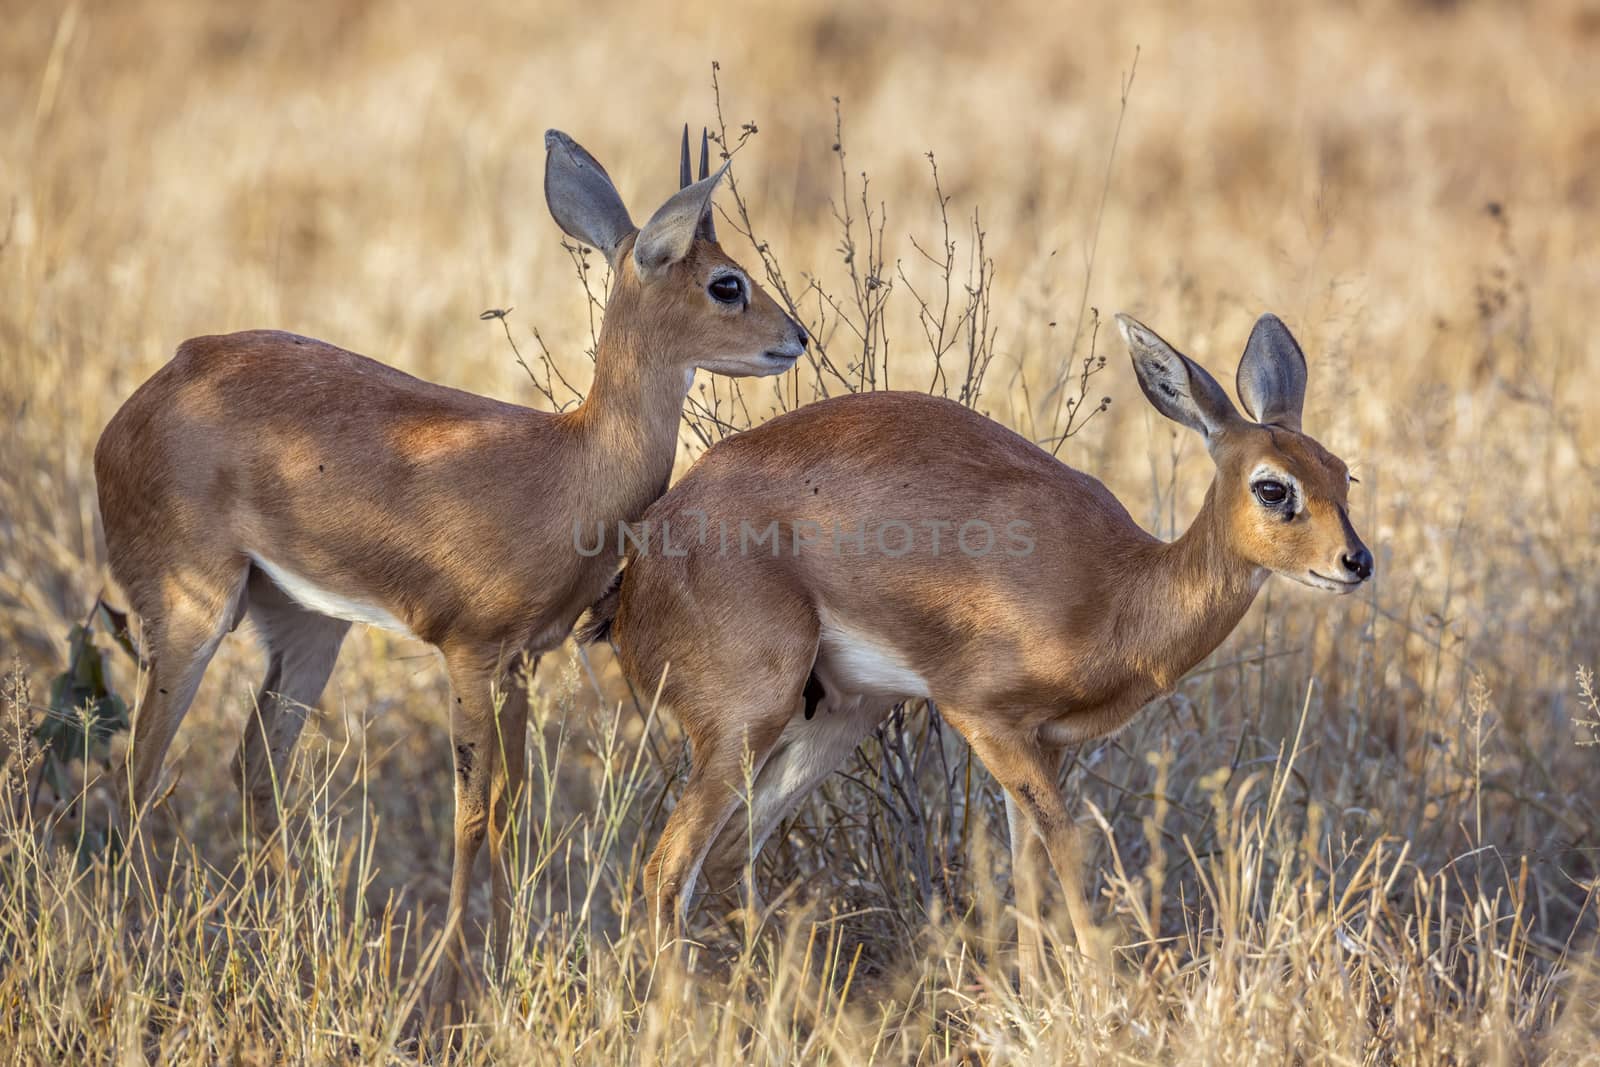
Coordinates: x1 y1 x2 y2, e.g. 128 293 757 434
94 128 806 996
580 312 1371 970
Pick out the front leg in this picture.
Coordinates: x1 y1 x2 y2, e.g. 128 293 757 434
430 646 532 1013
1005 789 1051 984
486 655 533 969
945 715 1105 980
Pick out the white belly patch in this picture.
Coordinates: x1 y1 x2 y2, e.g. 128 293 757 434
250 555 418 638
814 610 929 701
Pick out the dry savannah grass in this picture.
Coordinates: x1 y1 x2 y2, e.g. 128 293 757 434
2 0 1598 1062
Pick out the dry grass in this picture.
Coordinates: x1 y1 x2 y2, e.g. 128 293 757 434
2 0 1598 1062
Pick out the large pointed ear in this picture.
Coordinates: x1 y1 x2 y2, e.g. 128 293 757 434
544 130 635 269
1236 313 1308 431
632 160 729 281
1116 313 1243 450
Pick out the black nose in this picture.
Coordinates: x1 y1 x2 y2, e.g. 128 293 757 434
793 321 809 351
1342 546 1373 581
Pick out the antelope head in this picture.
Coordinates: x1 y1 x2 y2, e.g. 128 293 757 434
1117 312 1373 593
543 126 807 384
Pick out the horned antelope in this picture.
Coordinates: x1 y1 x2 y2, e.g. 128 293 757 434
580 312 1372 972
94 128 806 999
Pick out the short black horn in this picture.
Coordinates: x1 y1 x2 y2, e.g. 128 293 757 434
679 124 692 189
699 128 710 182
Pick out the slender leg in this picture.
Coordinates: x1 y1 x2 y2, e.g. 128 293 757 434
698 700 885 913
946 718 1102 975
643 730 776 945
234 568 349 839
485 656 533 971
1005 790 1050 983
621 572 817 951
430 647 529 1010
120 563 249 876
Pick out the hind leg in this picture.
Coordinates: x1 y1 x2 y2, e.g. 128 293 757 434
643 720 782 944
120 561 250 872
618 556 820 948
234 567 349 839
699 700 887 914
639 660 817 944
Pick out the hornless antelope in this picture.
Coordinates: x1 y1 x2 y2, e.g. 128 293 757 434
580 312 1372 970
94 128 806 996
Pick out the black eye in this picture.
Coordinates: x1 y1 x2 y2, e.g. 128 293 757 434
709 275 744 304
1253 480 1289 507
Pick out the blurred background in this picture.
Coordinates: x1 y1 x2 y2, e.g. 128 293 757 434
1 0 1596 1060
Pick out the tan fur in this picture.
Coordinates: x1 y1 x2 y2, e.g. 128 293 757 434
95 143 804 1009
593 317 1370 972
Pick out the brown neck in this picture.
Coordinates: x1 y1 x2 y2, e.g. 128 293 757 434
558 285 691 529
1126 481 1266 688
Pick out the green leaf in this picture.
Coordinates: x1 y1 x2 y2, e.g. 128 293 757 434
34 612 132 781
95 600 140 664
